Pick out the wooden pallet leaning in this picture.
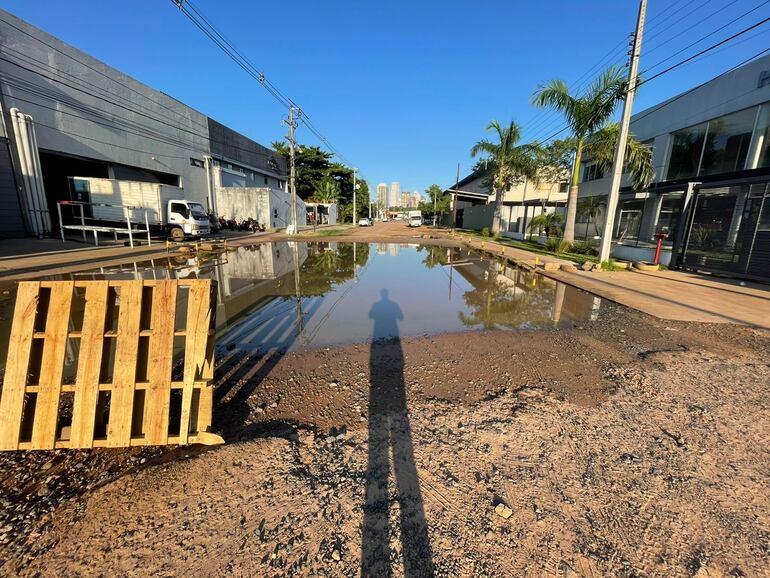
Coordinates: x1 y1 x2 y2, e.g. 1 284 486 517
0 279 223 451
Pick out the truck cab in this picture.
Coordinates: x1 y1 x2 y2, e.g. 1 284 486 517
167 200 210 241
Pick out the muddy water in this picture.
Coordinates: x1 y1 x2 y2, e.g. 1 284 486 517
0 242 601 363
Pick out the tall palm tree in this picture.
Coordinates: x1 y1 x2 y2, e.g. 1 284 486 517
532 67 627 242
471 120 540 236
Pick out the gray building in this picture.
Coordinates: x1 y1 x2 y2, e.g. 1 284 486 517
0 9 286 238
577 54 770 280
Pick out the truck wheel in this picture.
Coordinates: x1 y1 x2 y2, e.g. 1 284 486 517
170 227 185 242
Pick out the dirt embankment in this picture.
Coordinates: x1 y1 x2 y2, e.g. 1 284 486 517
1 303 769 577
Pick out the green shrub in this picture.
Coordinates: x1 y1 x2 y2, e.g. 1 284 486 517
557 239 572 253
569 240 597 255
544 237 561 252
480 227 491 237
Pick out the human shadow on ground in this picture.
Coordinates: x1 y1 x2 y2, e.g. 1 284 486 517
361 289 435 577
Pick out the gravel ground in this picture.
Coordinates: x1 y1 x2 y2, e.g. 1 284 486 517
0 303 768 577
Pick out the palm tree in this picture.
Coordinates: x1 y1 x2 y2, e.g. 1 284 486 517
532 67 627 242
470 120 540 236
310 177 340 204
527 212 563 238
577 195 605 236
584 123 654 190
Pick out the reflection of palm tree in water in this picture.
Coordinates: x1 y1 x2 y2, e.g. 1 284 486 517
362 289 434 577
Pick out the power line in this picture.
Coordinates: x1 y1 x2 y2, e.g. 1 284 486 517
170 0 355 169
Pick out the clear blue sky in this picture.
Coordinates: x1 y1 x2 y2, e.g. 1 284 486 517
2 0 769 196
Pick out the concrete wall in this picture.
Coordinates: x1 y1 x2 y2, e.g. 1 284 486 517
460 204 495 230
215 186 306 230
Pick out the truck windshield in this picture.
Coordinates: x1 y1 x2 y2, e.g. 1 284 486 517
188 203 207 218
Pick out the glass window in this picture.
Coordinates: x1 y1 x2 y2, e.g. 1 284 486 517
752 104 770 169
699 108 757 176
667 123 706 180
654 193 683 242
582 163 604 182
615 199 644 242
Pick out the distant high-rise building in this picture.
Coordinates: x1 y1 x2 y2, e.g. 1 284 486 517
412 192 422 207
377 183 388 211
401 192 411 208
389 182 401 208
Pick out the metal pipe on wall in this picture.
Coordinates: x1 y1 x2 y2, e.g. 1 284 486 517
10 108 50 236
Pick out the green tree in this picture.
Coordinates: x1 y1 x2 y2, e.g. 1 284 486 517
422 183 450 222
527 212 564 238
310 177 340 203
584 123 653 190
272 143 333 200
471 121 540 235
577 195 605 236
532 67 627 242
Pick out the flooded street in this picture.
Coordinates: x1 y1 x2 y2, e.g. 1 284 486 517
0 242 601 361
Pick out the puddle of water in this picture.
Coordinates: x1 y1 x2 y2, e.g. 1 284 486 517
0 242 601 365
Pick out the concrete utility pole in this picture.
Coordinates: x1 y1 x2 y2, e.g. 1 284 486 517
283 106 298 234
598 0 647 262
352 168 357 224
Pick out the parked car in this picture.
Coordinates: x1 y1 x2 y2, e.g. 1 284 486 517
358 217 372 226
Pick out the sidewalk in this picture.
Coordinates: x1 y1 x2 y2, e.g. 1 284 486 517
543 266 770 329
451 232 770 329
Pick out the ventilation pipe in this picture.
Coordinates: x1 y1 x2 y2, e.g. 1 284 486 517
10 108 50 236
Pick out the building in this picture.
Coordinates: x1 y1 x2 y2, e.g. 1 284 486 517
389 182 401 208
445 173 568 235
0 9 288 238
577 53 770 280
377 183 388 211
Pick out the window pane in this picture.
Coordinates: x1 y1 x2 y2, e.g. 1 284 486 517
699 108 757 176
753 104 770 169
667 123 706 180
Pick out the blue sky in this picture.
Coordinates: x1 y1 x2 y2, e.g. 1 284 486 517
2 0 769 196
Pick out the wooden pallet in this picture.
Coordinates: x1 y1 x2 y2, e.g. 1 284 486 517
0 280 223 450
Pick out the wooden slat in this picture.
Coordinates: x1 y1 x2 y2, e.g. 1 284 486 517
106 282 143 447
69 282 109 448
143 281 177 444
0 282 40 450
179 281 212 444
31 282 74 449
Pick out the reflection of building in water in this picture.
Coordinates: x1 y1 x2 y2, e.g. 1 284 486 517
389 244 399 257
212 242 307 331
376 243 388 255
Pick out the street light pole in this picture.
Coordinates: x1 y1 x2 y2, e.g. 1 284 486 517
598 0 647 262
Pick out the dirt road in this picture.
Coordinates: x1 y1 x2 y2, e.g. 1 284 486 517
1 300 768 577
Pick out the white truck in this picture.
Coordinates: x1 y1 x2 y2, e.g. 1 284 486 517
407 210 423 227
70 177 210 241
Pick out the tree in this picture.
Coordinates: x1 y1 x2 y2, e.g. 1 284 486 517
310 177 340 203
470 120 540 235
584 123 653 190
272 142 333 200
422 184 450 222
577 195 605 237
532 67 627 242
527 212 563 238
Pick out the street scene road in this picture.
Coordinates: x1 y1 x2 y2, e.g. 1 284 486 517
0 2 769 577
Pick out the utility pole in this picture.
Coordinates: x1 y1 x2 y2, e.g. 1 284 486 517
352 168 357 225
451 162 460 230
283 106 299 234
598 0 647 262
